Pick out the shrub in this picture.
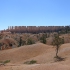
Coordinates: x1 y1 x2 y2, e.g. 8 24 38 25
3 60 10 64
40 34 46 44
22 40 26 45
24 60 37 64
0 60 10 64
27 38 35 45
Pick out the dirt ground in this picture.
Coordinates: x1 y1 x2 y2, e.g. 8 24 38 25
0 43 70 70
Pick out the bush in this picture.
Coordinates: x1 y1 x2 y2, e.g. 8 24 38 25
3 60 10 64
22 40 26 45
24 60 37 64
0 60 10 64
40 34 46 44
27 38 35 45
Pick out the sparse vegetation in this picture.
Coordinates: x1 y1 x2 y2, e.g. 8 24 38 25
3 60 10 64
40 34 46 44
0 32 70 50
24 60 37 64
18 36 22 47
52 34 64 57
22 40 26 45
0 60 10 65
27 38 35 45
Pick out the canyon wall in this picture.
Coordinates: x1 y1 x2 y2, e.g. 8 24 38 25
1 26 64 33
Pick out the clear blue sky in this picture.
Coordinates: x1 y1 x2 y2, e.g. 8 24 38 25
0 0 70 30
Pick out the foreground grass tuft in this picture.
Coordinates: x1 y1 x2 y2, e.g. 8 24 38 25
0 60 10 64
24 60 37 64
3 60 10 64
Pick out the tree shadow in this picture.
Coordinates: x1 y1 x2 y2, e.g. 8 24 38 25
54 56 66 62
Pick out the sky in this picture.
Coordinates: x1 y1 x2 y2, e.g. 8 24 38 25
0 0 70 30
